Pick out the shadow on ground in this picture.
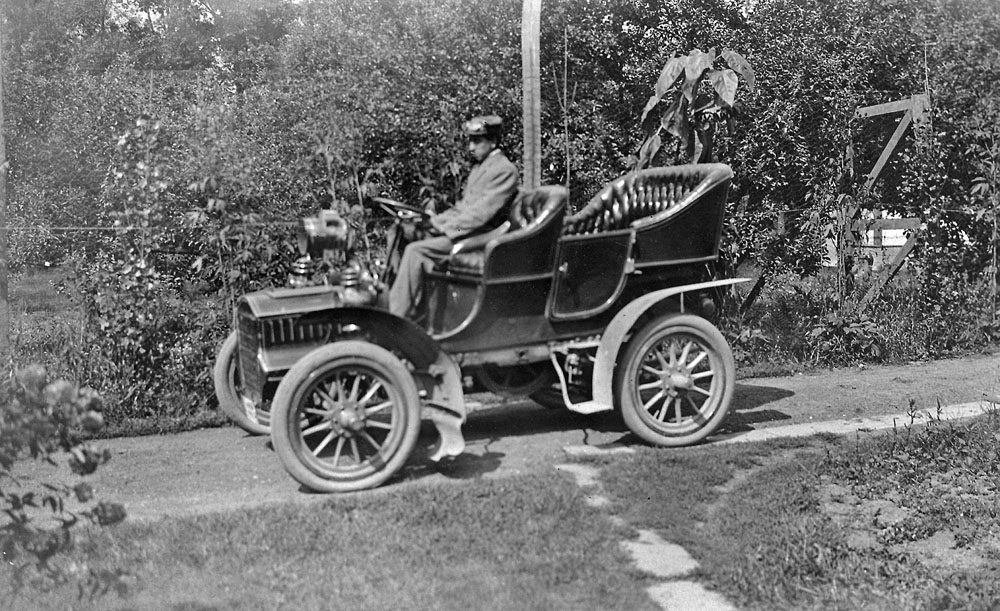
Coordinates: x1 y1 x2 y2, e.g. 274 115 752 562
397 383 800 483
720 383 796 434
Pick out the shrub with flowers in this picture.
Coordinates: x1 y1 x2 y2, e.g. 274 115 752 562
0 365 129 597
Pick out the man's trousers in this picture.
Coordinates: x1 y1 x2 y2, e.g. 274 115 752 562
388 235 455 319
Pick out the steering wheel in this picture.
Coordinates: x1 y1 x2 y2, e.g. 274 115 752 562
370 197 429 222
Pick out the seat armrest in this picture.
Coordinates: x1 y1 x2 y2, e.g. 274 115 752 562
449 221 511 256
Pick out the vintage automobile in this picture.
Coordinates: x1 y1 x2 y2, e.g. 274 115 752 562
214 162 746 492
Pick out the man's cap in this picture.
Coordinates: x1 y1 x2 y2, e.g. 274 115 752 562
462 115 503 138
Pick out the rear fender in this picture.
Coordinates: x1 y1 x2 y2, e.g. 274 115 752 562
586 278 749 411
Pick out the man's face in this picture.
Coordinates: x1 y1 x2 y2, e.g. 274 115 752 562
468 136 496 162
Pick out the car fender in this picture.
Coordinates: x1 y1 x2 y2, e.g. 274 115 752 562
589 278 750 408
324 308 465 419
293 307 467 460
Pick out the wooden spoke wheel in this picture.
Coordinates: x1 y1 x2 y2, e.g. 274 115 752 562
615 314 735 446
270 341 421 493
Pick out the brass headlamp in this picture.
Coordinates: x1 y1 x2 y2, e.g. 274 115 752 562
297 210 353 257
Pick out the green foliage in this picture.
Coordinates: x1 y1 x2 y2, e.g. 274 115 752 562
0 366 129 597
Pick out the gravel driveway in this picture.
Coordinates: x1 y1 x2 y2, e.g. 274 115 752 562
18 352 1000 521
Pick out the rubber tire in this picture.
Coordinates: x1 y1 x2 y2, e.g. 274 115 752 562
213 332 269 436
270 341 421 493
615 313 735 447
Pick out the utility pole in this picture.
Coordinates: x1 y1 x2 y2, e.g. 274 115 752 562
521 0 542 189
0 18 10 373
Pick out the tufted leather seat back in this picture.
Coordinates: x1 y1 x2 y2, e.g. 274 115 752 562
444 186 568 277
508 186 563 230
563 164 731 235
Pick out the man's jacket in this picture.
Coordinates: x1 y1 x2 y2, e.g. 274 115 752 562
431 149 519 240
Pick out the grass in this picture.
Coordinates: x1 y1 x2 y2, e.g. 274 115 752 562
4 412 999 610
10 268 76 315
10 269 85 381
598 411 1000 611
1 473 658 611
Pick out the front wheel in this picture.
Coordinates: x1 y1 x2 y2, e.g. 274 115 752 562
213 332 269 435
615 314 735 447
270 341 421 493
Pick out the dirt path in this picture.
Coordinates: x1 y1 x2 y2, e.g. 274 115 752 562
19 352 1000 521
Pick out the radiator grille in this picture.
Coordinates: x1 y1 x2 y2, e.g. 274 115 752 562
236 305 263 399
260 316 335 346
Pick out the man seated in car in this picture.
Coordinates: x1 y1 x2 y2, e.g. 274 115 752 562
388 114 519 319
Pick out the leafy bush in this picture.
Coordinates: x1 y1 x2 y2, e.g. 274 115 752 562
808 312 883 363
6 0 1000 429
64 117 229 423
0 366 129 597
727 266 997 372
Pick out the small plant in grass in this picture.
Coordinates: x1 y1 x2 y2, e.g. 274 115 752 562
829 403 1000 528
808 311 884 364
726 325 771 368
1 365 129 598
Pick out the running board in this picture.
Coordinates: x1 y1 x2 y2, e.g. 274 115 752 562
546 350 614 415
565 400 613 415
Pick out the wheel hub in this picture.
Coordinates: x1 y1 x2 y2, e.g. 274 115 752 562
332 402 366 436
662 365 694 396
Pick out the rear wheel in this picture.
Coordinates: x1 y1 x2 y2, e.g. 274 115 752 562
270 341 421 493
615 314 734 446
213 332 269 435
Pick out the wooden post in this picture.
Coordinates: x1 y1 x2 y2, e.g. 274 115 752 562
521 0 542 189
845 95 929 312
857 228 921 312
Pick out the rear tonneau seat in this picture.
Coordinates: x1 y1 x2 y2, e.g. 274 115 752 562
562 164 733 235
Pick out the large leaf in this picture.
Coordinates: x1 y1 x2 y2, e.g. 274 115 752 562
637 132 662 171
655 56 687 97
721 49 755 93
639 94 661 129
708 69 739 107
640 56 686 124
682 49 715 102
